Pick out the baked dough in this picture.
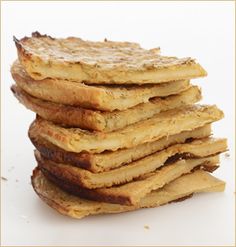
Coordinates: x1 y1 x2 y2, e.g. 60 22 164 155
11 61 191 111
41 155 219 205
14 32 207 84
13 84 201 131
35 138 227 189
30 105 224 153
29 124 212 172
31 169 225 219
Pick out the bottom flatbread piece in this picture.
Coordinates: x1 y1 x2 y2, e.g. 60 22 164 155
32 169 225 219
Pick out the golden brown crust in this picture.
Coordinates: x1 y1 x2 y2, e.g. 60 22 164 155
29 124 212 173
41 156 219 205
11 84 105 130
31 168 225 219
11 60 191 111
11 60 105 110
12 84 201 131
30 105 224 153
35 138 227 189
15 32 207 84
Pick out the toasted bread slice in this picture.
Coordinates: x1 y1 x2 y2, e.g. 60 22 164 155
30 105 224 153
36 138 227 189
31 168 225 219
14 32 207 84
13 84 201 131
11 61 191 111
30 125 212 173
41 155 220 205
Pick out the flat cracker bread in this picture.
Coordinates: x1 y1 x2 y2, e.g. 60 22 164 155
41 155 219 205
30 125 212 173
31 169 225 219
11 61 191 111
36 138 227 189
30 105 224 153
13 84 201 131
14 32 207 84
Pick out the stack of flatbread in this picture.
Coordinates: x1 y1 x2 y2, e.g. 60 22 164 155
11 32 227 219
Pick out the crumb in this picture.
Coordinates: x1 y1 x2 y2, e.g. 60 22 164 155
15 179 19 182
224 152 230 158
144 225 150 230
1 176 8 181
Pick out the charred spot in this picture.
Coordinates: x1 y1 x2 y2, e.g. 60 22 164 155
13 36 20 43
13 36 22 50
10 84 17 94
32 31 55 40
13 36 33 59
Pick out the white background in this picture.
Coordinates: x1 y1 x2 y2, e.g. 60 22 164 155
1 1 235 246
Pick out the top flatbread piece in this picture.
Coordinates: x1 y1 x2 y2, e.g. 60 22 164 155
14 32 207 84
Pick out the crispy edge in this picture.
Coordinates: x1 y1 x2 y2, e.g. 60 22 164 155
10 60 106 110
12 85 106 131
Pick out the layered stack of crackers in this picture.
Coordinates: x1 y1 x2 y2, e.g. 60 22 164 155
11 32 227 219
